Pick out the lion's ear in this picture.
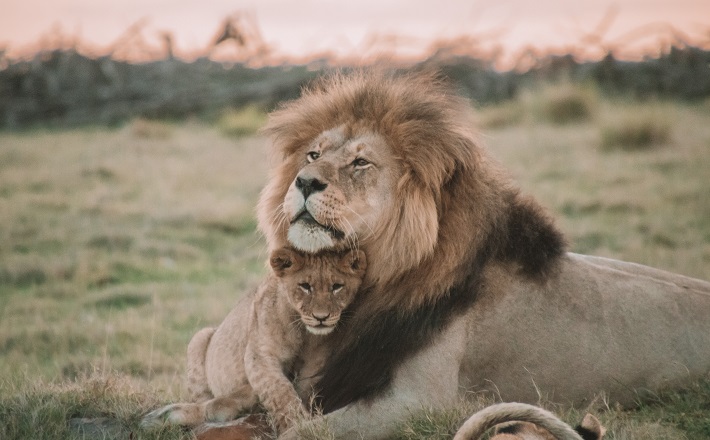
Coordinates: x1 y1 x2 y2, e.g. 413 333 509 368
340 250 367 275
270 248 303 277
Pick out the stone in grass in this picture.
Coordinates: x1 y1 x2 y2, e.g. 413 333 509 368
69 417 131 439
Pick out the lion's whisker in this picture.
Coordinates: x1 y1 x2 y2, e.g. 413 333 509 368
345 206 376 241
269 203 289 232
289 317 304 331
336 217 359 253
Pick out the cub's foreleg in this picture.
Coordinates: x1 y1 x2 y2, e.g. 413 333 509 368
245 340 309 433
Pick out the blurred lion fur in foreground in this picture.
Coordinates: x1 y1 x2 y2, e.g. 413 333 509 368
454 403 605 440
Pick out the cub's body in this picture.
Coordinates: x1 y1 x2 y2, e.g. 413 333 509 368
143 249 366 433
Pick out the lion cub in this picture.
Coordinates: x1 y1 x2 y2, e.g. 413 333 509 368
142 247 366 433
245 247 366 430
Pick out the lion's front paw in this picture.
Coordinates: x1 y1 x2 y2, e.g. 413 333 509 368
141 402 205 428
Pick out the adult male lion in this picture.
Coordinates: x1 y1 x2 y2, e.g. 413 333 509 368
253 71 710 439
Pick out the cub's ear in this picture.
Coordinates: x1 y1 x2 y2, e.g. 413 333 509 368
340 250 367 274
270 248 303 277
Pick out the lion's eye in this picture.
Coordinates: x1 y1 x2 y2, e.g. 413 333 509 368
332 283 344 294
298 283 312 293
352 158 370 168
306 151 320 163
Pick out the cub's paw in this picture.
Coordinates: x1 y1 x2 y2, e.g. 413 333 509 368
141 402 205 428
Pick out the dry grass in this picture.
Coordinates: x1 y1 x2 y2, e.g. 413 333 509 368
0 373 187 439
0 122 271 438
1 96 709 439
130 118 175 140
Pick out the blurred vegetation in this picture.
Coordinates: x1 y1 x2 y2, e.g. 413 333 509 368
216 105 268 138
600 107 672 151
2 43 710 130
537 84 596 124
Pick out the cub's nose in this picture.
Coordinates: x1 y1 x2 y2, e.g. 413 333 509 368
295 176 327 200
312 312 331 323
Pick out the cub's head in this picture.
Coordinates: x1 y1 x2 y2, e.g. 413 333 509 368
269 248 367 335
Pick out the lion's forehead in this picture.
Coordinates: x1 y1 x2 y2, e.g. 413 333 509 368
313 127 348 150
296 269 347 286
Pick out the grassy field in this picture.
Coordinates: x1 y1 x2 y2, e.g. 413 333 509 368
1 91 709 439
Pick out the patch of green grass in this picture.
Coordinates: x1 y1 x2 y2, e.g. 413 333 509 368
0 265 48 288
91 292 152 310
216 105 267 138
0 329 93 360
87 234 135 252
630 378 710 439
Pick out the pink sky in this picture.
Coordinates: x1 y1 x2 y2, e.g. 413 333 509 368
2 0 709 62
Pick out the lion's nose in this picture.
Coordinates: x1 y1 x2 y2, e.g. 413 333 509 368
295 176 327 200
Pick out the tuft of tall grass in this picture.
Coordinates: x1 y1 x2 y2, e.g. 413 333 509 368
477 101 525 129
539 85 596 124
216 105 267 138
600 111 671 151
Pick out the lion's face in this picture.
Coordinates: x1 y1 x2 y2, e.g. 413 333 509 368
282 128 400 253
259 72 477 289
270 248 367 335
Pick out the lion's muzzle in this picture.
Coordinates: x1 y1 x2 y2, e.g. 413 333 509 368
285 171 349 252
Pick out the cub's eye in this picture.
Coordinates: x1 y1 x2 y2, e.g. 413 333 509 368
352 158 370 168
306 151 320 163
332 283 344 294
298 282 312 293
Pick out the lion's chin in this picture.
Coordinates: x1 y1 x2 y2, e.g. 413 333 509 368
287 221 336 253
305 325 335 336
